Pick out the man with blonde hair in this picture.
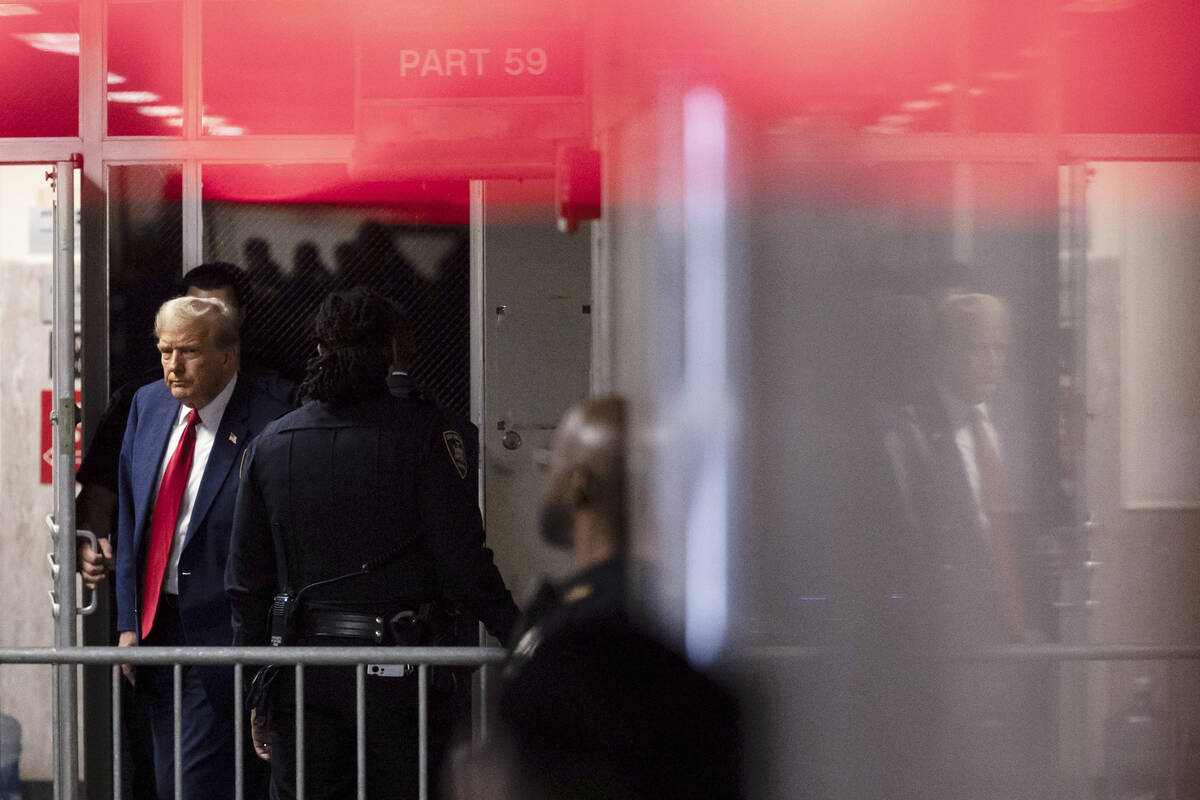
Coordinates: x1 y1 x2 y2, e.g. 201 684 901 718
114 295 290 800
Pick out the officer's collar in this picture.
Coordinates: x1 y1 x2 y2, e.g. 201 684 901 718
386 371 425 401
558 558 625 604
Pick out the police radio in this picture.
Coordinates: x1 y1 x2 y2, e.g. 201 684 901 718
267 543 409 646
268 593 296 646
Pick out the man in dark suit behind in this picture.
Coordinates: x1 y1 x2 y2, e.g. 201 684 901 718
114 295 291 800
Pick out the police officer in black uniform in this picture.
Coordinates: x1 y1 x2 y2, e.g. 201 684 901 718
226 288 518 800
457 397 741 800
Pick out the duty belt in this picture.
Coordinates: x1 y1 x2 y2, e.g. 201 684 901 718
299 609 388 644
298 608 417 677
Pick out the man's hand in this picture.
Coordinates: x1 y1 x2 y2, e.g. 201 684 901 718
251 708 272 761
77 536 113 590
118 630 137 686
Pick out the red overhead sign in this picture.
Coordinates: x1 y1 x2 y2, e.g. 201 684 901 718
359 30 585 100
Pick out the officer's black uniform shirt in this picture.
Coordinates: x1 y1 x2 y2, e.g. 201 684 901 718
387 371 479 501
500 558 742 799
225 386 518 646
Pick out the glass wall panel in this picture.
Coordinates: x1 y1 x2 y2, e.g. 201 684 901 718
107 1 182 136
202 0 354 136
0 2 79 137
107 163 182 389
705 154 1067 798
201 164 469 412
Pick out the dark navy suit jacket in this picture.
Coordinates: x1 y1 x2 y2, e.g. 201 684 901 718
115 374 291 712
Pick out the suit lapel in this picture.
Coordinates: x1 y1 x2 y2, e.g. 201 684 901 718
186 376 250 542
133 390 180 551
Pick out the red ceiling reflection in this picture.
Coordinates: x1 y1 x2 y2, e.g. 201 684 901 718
1 0 1198 204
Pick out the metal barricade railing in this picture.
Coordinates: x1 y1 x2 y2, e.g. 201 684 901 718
2 643 1197 798
0 645 506 800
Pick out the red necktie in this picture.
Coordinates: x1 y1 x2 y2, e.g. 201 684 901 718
969 408 1026 638
140 409 199 639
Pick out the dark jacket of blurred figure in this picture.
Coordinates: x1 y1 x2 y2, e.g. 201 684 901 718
453 397 741 800
225 288 517 800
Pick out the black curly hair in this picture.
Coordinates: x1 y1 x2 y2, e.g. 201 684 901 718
298 288 399 406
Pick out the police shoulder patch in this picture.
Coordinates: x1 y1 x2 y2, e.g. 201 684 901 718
442 430 469 479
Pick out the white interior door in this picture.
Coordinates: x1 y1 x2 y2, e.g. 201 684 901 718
479 180 592 606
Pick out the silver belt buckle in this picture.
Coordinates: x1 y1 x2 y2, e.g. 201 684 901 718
366 663 414 678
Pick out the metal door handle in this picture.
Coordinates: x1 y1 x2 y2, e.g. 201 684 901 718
45 514 99 616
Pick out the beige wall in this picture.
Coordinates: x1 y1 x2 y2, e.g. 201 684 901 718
0 165 69 782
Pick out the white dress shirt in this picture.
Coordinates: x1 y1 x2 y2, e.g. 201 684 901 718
939 387 1001 538
152 373 237 595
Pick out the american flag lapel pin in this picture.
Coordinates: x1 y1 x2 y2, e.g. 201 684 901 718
228 432 238 445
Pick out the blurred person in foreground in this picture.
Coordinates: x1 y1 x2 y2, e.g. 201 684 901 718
449 396 741 800
226 288 518 800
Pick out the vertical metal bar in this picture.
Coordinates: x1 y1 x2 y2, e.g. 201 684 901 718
112 665 122 800
589 129 612 395
295 663 305 800
1067 160 1090 535
1167 661 1178 799
52 159 79 800
182 161 203 271
181 0 203 269
1060 160 1091 800
951 163 975 265
468 179 487 745
469 179 486 507
52 668 60 800
476 663 489 744
80 0 115 786
418 665 428 800
356 664 366 800
174 664 183 800
235 663 244 800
